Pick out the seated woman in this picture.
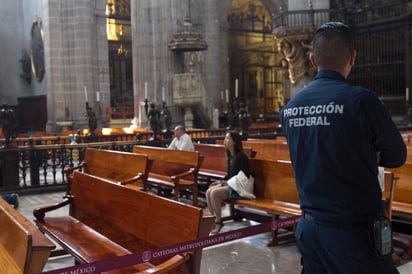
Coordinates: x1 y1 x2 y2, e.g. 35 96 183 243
205 130 253 234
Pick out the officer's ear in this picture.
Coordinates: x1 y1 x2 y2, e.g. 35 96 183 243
309 52 318 69
349 50 357 67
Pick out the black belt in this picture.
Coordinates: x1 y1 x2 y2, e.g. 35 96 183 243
303 213 369 229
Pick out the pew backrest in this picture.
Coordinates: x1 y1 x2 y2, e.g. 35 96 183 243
249 159 299 203
65 148 151 188
132 145 202 205
133 145 201 176
72 171 205 247
70 172 212 273
387 163 412 204
216 139 290 161
194 143 255 179
194 143 227 175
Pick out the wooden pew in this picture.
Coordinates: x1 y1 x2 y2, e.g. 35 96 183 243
33 172 214 274
65 148 152 191
133 145 202 206
227 159 301 246
227 160 399 247
383 167 412 262
0 198 55 274
193 143 255 181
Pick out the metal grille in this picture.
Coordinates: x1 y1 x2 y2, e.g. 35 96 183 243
350 28 406 98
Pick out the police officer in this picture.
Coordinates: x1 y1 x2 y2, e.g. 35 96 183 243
280 22 406 274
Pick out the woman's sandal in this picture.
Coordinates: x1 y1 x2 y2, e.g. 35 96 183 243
210 221 224 234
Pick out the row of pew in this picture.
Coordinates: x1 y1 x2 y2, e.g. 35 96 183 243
2 134 411 272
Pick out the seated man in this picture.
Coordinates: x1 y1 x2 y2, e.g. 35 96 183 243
168 125 194 151
1 193 19 209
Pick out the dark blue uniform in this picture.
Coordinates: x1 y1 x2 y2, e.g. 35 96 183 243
280 70 406 274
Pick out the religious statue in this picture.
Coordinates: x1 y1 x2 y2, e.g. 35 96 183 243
85 102 97 134
161 102 172 131
236 102 251 137
145 101 161 140
19 49 31 82
161 102 173 139
225 102 234 130
0 104 19 148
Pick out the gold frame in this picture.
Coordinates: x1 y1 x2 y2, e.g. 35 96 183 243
30 17 45 81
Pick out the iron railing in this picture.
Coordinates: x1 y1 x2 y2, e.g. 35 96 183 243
0 127 281 194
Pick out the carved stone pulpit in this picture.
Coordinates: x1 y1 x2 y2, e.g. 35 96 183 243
173 73 203 128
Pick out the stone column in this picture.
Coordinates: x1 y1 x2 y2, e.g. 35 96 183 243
131 0 231 128
131 0 186 128
44 0 109 132
196 0 230 110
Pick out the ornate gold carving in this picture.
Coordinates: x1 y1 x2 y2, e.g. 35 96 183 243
274 27 315 84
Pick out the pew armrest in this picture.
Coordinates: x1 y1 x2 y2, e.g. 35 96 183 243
65 163 86 174
118 173 145 185
171 168 197 183
64 163 86 182
33 196 73 220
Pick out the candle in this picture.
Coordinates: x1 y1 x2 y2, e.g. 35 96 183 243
235 78 238 98
96 91 100 102
144 82 148 99
162 87 165 101
84 86 88 102
225 89 229 103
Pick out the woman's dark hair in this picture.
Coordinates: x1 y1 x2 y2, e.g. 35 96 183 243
225 130 243 158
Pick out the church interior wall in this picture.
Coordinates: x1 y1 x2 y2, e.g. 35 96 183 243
0 0 34 105
0 0 409 132
21 0 47 98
